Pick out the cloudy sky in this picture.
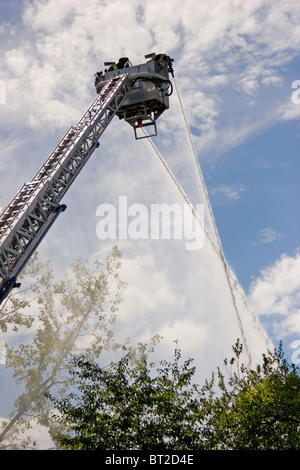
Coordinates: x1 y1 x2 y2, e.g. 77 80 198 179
0 0 300 404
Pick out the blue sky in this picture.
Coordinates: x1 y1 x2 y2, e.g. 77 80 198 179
207 119 300 287
0 1 300 432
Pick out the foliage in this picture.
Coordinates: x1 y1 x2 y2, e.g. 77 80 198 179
200 340 300 450
0 247 126 449
49 342 203 450
50 339 300 450
1 247 299 451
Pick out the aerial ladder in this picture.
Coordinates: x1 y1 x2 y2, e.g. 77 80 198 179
0 53 174 304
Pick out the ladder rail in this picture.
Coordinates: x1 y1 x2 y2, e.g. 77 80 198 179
0 74 130 300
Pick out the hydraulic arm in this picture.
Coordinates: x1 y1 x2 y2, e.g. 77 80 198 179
0 53 174 303
0 75 129 303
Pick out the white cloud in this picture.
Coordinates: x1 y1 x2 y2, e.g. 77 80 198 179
211 184 247 201
280 100 300 122
23 0 77 33
1 0 299 137
252 227 282 246
248 251 300 338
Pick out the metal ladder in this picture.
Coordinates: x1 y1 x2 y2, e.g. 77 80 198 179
0 74 129 302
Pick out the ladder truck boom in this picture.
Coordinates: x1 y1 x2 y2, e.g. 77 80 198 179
0 54 174 304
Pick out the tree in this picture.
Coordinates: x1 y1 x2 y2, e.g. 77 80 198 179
49 342 203 450
49 340 300 450
200 340 300 450
0 246 126 449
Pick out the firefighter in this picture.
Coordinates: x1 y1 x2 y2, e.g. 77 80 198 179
151 54 174 77
116 57 130 69
107 57 130 71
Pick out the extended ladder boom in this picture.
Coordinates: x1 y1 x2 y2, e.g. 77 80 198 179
0 75 129 302
0 53 174 304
